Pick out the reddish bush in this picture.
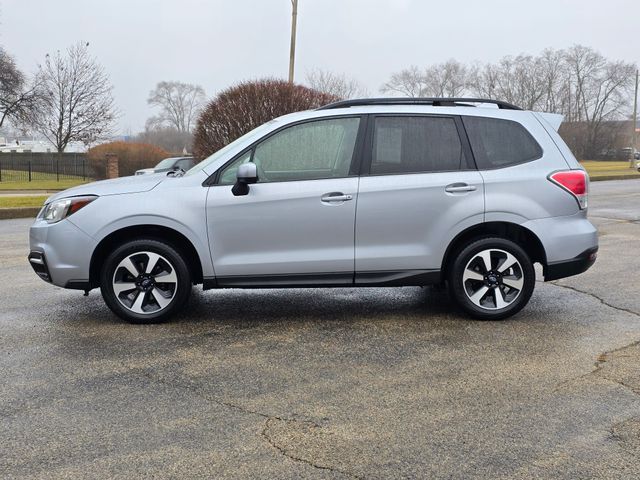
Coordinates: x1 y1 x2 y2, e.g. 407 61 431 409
87 141 169 179
193 78 339 159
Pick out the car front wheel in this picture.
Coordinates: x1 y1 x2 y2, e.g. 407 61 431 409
100 239 192 324
448 237 535 320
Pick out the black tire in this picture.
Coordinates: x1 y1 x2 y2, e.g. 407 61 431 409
100 238 192 324
448 237 535 321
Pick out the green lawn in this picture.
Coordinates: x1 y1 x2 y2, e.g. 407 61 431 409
581 161 640 180
0 169 88 191
0 195 49 208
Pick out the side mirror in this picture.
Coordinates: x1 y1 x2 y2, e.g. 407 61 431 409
231 163 258 196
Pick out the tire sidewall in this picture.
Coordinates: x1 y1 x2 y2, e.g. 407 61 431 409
100 239 191 324
449 237 535 321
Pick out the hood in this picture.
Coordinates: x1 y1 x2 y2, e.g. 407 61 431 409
46 174 165 203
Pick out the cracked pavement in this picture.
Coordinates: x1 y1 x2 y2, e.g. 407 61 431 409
1 179 640 479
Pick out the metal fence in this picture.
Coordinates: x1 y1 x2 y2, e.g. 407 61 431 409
0 152 89 183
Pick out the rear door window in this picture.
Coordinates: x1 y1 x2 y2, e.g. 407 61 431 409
370 116 468 175
463 116 542 169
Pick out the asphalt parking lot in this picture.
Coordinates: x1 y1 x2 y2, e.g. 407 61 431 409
1 179 640 479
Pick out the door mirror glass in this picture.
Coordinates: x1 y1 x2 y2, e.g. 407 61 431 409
232 162 258 196
237 162 258 183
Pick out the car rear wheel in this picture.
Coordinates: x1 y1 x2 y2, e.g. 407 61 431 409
100 239 191 324
448 237 535 320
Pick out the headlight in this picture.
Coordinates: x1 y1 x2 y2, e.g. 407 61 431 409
41 195 98 224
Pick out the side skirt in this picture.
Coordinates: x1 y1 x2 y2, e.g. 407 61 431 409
203 269 441 290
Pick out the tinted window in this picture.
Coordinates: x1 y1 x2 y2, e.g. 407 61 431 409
217 118 360 184
463 116 542 169
219 151 252 185
371 116 466 175
254 117 360 182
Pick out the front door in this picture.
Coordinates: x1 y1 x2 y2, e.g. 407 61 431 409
206 116 363 286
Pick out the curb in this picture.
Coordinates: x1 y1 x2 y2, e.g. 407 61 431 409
590 174 640 182
0 207 40 220
0 190 60 195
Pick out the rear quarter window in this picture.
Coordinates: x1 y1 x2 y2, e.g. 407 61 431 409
463 116 542 169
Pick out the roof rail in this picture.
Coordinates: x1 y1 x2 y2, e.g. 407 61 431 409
317 97 522 111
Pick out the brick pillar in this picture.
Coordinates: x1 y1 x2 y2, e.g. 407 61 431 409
105 153 119 179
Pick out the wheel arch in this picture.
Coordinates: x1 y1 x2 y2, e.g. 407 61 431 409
441 222 547 278
89 224 204 288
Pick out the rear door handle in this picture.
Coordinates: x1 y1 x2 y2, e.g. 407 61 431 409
321 192 353 203
445 183 477 193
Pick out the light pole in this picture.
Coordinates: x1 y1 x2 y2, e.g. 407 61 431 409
288 0 298 83
632 69 639 168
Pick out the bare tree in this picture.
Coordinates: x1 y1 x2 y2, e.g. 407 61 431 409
147 81 206 133
0 47 41 129
305 69 368 99
538 48 569 114
468 55 547 110
499 55 546 110
380 66 428 97
564 45 636 157
382 61 468 98
423 60 469 97
29 42 117 152
134 125 193 153
467 62 500 99
382 46 637 158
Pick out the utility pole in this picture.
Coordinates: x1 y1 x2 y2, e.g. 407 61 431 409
632 69 639 168
288 0 298 83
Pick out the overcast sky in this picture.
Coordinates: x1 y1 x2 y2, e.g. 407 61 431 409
1 0 639 133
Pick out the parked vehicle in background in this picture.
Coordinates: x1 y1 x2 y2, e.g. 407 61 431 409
135 156 194 175
619 147 634 161
29 98 598 324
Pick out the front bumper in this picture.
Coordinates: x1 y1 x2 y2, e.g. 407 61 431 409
29 218 97 288
545 247 598 281
28 251 52 282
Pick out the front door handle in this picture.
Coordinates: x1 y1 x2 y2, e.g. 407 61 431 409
445 183 477 193
321 192 353 203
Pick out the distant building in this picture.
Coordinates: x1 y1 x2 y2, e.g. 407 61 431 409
0 139 87 153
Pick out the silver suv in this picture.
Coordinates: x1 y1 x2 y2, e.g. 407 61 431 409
29 98 598 323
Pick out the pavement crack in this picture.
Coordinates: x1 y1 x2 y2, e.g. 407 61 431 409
261 418 363 480
589 215 640 224
548 283 640 395
136 368 274 420
550 282 640 318
135 368 360 478
554 339 640 396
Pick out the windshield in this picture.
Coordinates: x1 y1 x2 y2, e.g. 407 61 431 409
155 158 178 169
184 121 277 177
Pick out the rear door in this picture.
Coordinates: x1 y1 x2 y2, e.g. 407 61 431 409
354 114 484 283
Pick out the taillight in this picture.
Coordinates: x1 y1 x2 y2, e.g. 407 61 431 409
548 170 588 209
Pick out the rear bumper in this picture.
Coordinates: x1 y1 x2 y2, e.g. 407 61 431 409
544 247 598 281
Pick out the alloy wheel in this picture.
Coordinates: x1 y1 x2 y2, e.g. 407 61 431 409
112 251 178 315
462 248 524 310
